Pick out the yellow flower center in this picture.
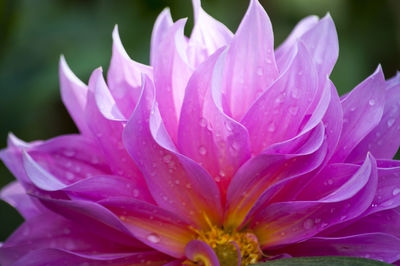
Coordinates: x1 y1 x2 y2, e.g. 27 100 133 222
189 218 261 266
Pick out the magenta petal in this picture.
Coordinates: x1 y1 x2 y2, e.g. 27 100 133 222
332 66 386 162
85 68 146 183
348 75 400 162
64 175 154 203
242 42 318 153
221 0 279 120
185 240 220 266
59 56 92 137
225 124 327 228
101 198 196 259
108 26 153 118
285 233 400 263
0 181 43 219
251 154 378 248
178 49 251 198
188 0 232 65
152 19 192 143
123 75 223 228
10 249 171 266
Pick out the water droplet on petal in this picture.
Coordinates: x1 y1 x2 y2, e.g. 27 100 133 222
368 99 376 106
163 154 172 163
268 123 276 132
146 233 160 244
198 146 207 155
387 118 395 128
350 106 356 112
133 189 140 197
327 179 333 185
303 219 314 230
199 117 207 128
257 67 264 76
63 150 75 157
392 188 400 196
289 106 299 115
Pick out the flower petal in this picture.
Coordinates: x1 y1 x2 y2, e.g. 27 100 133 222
85 68 146 182
285 233 400 264
251 154 378 248
151 8 173 66
59 56 92 136
348 74 400 162
108 26 153 118
0 181 43 219
225 123 327 229
152 19 192 142
242 41 318 153
331 66 386 162
221 0 279 120
123 75 223 228
178 49 251 199
185 240 220 266
188 0 233 65
102 198 196 259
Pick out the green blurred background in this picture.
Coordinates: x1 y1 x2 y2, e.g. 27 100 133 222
0 0 399 241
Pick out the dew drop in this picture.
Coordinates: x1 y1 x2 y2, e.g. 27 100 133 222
133 189 140 198
215 176 221 182
63 150 75 157
392 188 400 196
387 118 395 128
163 154 172 163
146 233 160 244
256 67 264 76
350 106 356 112
303 219 314 229
175 180 180 185
327 179 333 185
198 146 207 155
66 172 75 181
225 121 233 132
289 106 299 115
368 99 376 106
268 123 276 132
186 183 192 189
291 90 299 99
199 117 207 128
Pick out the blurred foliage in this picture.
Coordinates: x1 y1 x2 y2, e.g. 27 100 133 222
0 0 399 241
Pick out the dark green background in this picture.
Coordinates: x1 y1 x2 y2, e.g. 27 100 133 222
0 0 399 241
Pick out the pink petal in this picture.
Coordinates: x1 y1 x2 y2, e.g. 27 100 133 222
150 8 173 66
185 240 220 266
275 15 319 71
331 66 386 162
123 75 223 228
251 154 378 248
85 68 146 183
348 75 400 162
188 0 233 65
152 19 192 143
285 233 400 264
242 41 318 153
0 181 44 219
64 175 154 203
59 56 92 137
107 26 153 118
224 123 327 229
0 212 150 265
101 198 196 259
221 0 279 121
178 49 250 199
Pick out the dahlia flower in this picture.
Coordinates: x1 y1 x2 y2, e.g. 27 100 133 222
1 0 400 265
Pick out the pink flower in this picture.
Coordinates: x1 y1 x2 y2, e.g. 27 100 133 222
1 0 400 265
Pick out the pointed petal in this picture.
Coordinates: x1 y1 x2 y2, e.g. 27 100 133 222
275 15 319 71
108 26 153 118
152 19 192 142
332 66 386 162
225 124 327 229
251 154 378 248
0 181 43 219
242 42 318 153
59 56 92 136
102 198 196 259
285 233 400 264
178 49 250 199
123 75 223 228
348 76 400 162
151 8 173 65
221 0 279 120
188 0 233 64
85 68 146 182
185 240 220 266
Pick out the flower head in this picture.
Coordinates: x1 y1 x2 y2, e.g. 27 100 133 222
1 0 400 265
